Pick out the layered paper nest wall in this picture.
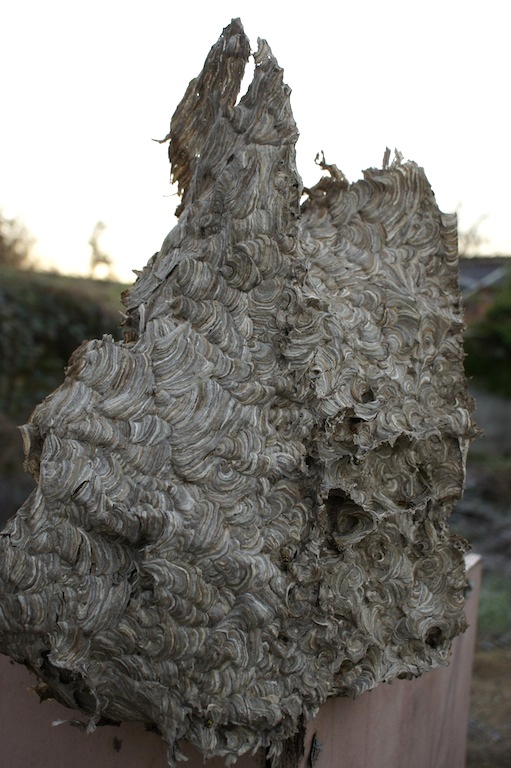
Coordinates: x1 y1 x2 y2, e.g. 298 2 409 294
0 19 477 766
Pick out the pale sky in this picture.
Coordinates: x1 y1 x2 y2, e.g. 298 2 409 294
1 0 509 282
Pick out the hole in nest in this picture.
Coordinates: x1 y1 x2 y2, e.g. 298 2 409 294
424 626 444 648
348 417 364 433
325 491 376 544
234 56 256 106
361 387 375 403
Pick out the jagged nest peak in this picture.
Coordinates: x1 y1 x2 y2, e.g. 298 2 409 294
159 18 295 212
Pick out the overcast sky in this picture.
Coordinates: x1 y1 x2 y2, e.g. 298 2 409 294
1 0 509 282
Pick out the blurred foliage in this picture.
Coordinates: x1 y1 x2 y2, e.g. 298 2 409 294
477 572 511 641
0 266 128 424
464 270 511 396
0 211 35 270
451 453 511 643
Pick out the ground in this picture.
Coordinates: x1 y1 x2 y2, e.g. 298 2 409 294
451 388 511 767
467 646 511 767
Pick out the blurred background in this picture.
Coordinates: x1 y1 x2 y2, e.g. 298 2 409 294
1 2 509 765
1 0 510 279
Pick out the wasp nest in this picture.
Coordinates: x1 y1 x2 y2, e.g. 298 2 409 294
0 18 476 766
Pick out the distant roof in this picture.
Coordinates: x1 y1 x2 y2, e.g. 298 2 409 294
459 256 511 297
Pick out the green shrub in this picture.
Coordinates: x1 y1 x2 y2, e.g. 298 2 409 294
464 271 511 396
477 571 511 640
0 267 128 423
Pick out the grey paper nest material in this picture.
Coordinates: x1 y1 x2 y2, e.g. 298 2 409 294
0 18 476 765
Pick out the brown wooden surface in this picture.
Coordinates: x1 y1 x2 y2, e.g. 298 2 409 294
0 554 481 768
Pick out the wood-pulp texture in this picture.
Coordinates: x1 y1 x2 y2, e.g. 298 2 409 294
0 18 477 766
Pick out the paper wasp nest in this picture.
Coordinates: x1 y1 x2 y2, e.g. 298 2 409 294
0 19 476 766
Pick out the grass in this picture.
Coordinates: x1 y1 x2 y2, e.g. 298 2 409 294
478 572 511 641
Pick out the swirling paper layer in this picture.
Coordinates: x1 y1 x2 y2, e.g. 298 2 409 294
0 18 476 766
